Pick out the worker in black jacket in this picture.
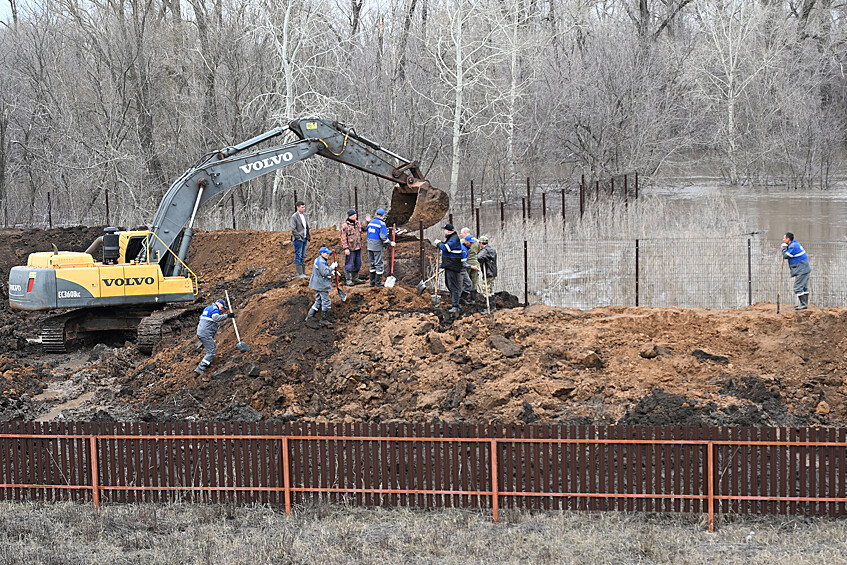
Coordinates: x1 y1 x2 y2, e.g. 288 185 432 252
432 223 464 313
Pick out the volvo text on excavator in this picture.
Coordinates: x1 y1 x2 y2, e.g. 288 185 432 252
8 118 449 353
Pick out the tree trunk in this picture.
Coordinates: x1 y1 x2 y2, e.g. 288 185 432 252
449 3 464 199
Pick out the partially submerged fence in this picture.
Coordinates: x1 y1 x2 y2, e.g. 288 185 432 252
1 422 846 531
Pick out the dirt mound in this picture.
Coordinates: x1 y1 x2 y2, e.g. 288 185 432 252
187 227 432 292
3 226 847 426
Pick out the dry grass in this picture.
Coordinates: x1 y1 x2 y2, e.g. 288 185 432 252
0 501 844 564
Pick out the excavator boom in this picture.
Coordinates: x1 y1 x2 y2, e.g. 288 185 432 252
147 118 448 275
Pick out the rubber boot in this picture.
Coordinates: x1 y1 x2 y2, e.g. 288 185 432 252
460 292 470 306
352 273 364 285
345 272 353 286
305 307 317 322
320 310 333 327
374 273 383 287
470 290 478 303
369 271 376 287
796 294 808 310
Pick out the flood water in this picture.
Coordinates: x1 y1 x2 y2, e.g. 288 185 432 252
646 179 847 242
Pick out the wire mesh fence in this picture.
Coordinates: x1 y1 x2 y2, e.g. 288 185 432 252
486 233 846 310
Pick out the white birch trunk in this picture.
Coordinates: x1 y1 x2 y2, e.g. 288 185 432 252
448 2 464 199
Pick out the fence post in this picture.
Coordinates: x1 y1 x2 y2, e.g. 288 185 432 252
500 202 505 228
579 182 584 218
635 239 640 307
89 435 100 510
449 213 453 227
610 176 614 197
293 190 298 209
470 180 474 215
707 441 715 532
419 220 425 279
747 239 752 306
282 436 291 516
522 198 526 221
475 207 480 237
635 172 639 199
105 189 110 225
231 194 236 230
523 240 528 305
542 192 546 221
526 177 531 219
490 439 499 523
595 180 599 202
47 192 52 228
354 186 359 215
624 175 628 208
561 189 566 230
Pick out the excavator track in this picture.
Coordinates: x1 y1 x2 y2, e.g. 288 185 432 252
41 315 74 354
136 305 204 354
38 306 202 354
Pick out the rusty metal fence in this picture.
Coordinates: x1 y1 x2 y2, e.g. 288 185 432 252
1 422 846 531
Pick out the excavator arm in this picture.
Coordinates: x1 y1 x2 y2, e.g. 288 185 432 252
147 118 448 275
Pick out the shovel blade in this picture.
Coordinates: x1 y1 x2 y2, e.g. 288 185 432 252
416 281 426 295
337 289 348 302
236 341 251 352
385 275 396 288
431 293 440 307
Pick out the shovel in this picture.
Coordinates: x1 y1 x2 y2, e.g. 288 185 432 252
331 251 348 301
224 290 251 352
480 265 492 316
385 224 397 288
431 251 441 308
416 269 443 295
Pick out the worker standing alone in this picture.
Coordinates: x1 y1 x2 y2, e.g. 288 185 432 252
306 247 337 326
781 232 811 310
195 298 235 374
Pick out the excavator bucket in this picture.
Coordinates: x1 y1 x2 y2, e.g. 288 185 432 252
385 179 449 231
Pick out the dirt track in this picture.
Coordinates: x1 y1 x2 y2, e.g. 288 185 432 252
1 226 846 426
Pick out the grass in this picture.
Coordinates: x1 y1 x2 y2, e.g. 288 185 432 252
0 501 844 564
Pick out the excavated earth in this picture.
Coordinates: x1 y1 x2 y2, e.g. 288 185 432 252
1 226 847 426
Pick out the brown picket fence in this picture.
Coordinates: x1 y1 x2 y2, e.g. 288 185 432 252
0 422 845 531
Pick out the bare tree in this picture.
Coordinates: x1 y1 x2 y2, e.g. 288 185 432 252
417 0 507 198
691 0 784 185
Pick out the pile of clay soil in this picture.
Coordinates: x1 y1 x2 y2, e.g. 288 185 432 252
3 226 847 427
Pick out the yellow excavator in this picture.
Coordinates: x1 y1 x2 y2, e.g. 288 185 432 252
8 118 448 353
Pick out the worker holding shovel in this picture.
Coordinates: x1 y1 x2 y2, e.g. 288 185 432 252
195 298 235 374
477 236 498 312
306 247 337 326
781 232 811 310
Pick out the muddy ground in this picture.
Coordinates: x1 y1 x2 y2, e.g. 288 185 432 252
2 226 846 426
